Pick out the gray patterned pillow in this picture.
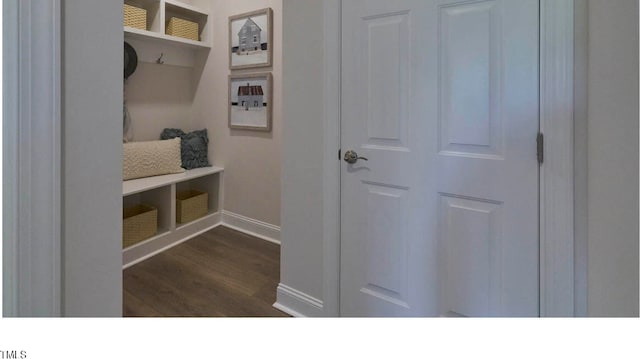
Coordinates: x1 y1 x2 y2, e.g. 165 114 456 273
160 128 186 140
160 128 212 170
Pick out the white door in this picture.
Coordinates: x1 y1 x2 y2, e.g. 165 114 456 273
340 0 540 317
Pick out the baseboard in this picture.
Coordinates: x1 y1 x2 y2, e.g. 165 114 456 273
221 210 281 245
274 283 324 317
122 211 280 268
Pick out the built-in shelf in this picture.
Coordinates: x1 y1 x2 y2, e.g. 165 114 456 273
123 166 223 196
165 0 208 17
121 1 218 267
125 26 210 50
122 167 224 268
165 0 209 35
124 0 211 66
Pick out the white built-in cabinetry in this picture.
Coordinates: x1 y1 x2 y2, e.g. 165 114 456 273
124 0 211 67
122 1 219 267
124 0 210 48
123 167 224 268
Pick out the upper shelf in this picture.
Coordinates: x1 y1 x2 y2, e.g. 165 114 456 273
124 0 211 50
165 0 208 18
124 26 210 49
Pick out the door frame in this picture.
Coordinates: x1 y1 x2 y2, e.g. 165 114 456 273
321 0 580 317
3 0 63 316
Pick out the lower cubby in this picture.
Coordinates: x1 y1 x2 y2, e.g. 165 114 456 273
123 204 159 248
175 174 220 228
122 166 224 268
123 185 172 247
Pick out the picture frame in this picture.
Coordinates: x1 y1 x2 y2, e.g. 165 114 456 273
229 8 273 70
228 72 273 131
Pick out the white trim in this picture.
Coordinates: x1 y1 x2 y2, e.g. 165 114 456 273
572 0 588 318
221 210 281 245
539 0 575 317
272 303 307 318
274 284 324 317
321 0 577 317
3 0 20 317
3 0 62 317
321 0 342 318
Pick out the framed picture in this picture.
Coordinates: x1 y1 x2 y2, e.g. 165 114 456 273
229 8 273 70
228 72 272 131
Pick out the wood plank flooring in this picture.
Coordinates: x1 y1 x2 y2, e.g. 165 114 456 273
123 226 289 317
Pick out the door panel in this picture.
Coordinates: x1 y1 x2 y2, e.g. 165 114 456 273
439 194 503 317
439 1 503 157
362 184 409 308
365 11 410 145
341 0 539 317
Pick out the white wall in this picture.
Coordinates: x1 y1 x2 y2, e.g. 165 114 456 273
278 0 326 313
191 0 282 228
63 0 123 316
586 0 639 317
125 62 195 141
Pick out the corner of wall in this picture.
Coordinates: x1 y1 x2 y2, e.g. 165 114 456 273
279 0 327 315
191 0 283 229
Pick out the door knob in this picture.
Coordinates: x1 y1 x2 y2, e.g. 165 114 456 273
343 150 368 164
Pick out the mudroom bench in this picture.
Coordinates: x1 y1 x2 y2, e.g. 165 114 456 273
122 166 224 268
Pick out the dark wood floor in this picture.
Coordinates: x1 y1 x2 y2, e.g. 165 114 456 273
123 226 289 317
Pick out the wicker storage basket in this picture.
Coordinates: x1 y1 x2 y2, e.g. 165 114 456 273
166 17 199 41
176 190 208 224
124 4 147 30
123 204 157 248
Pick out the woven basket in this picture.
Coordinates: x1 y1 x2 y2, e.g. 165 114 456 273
166 17 199 41
124 4 147 30
176 190 208 224
123 204 157 248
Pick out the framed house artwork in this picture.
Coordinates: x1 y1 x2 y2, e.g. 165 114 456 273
229 8 273 70
228 72 272 131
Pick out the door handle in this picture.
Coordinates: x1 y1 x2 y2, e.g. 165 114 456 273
343 150 368 164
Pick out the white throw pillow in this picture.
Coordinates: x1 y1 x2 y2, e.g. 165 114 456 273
123 138 185 180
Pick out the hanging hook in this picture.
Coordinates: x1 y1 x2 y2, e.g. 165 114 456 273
156 53 164 64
